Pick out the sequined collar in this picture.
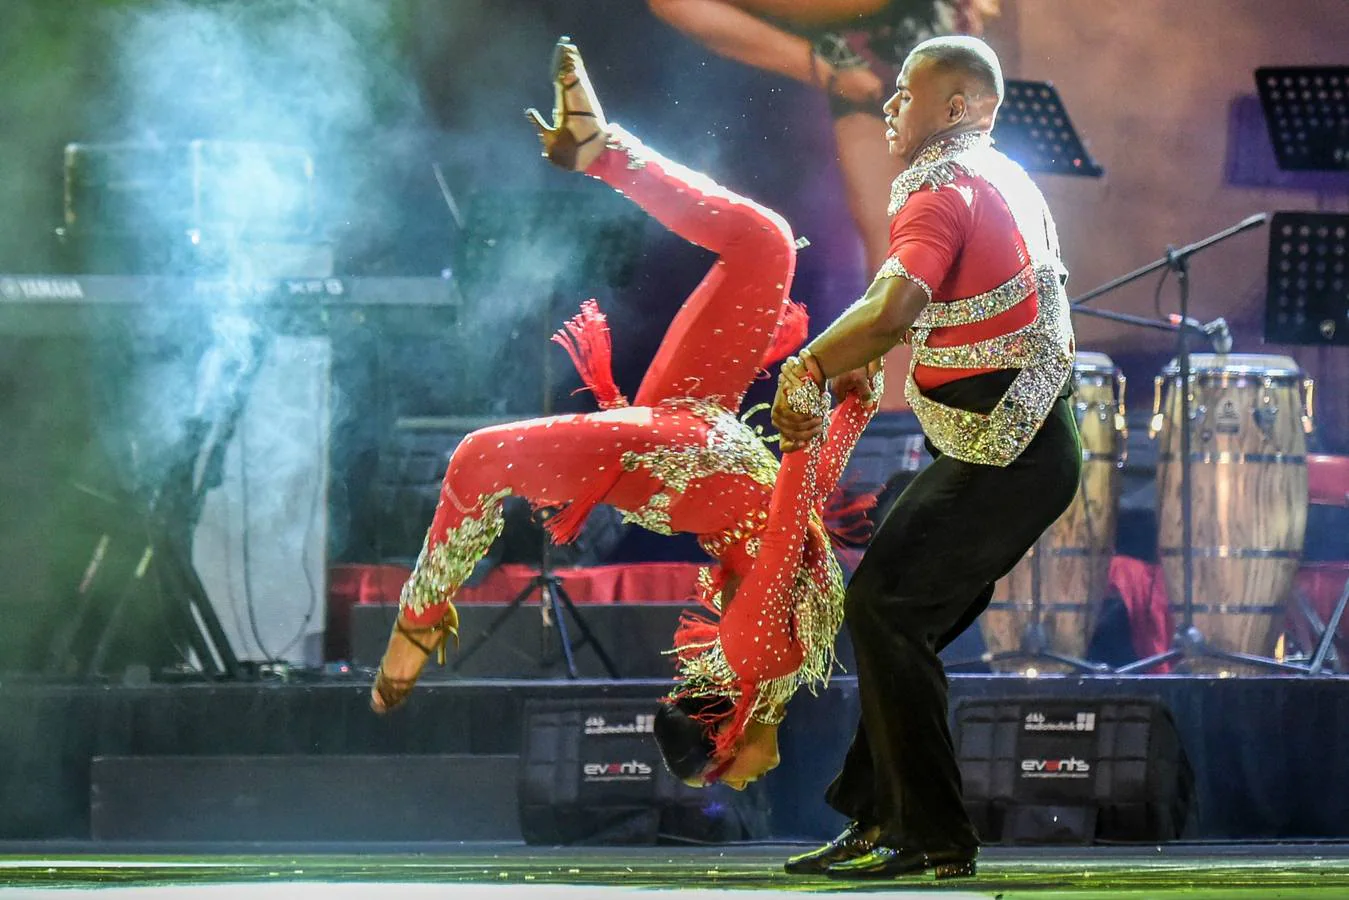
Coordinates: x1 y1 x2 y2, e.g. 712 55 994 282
888 130 994 217
907 130 993 170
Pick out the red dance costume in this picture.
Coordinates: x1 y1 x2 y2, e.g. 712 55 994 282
398 126 880 753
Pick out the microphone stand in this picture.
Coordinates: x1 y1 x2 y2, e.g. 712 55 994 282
1067 213 1306 674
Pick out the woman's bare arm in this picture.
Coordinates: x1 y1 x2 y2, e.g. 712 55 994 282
648 0 824 87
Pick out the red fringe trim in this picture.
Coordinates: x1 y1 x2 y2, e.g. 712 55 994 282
712 684 757 761
672 614 719 661
552 299 629 410
759 300 809 369
540 468 620 546
822 485 879 549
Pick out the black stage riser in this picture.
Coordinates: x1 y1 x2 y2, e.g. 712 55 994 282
91 754 520 842
3 675 1348 842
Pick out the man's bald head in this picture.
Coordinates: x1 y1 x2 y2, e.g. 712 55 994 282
882 35 1003 164
907 36 1004 108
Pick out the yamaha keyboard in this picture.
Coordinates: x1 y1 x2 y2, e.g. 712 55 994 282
0 273 460 336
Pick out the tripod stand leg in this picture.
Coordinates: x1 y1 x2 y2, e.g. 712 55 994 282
1208 644 1332 671
450 586 531 672
88 564 153 678
1115 647 1181 674
943 652 994 671
1042 650 1112 674
1308 578 1349 676
163 534 240 677
543 581 580 679
551 582 620 678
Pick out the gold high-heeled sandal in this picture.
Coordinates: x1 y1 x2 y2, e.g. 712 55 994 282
524 35 606 171
371 607 459 713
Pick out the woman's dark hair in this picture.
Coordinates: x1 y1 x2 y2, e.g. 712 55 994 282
653 692 734 782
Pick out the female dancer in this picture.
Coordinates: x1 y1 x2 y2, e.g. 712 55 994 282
370 38 881 790
646 0 1000 405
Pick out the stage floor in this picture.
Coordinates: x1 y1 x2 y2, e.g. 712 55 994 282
3 844 1349 898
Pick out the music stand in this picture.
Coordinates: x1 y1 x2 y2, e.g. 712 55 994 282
1264 212 1349 346
1255 67 1349 173
446 188 640 679
992 80 1105 178
1253 72 1349 672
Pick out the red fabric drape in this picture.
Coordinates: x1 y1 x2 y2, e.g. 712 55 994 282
332 557 1348 665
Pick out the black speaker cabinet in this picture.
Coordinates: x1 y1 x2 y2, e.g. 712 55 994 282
517 697 770 845
954 696 1194 844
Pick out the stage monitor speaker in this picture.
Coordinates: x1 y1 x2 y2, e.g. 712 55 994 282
518 697 770 845
954 696 1194 844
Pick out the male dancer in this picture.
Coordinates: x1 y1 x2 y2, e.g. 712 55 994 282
773 36 1082 879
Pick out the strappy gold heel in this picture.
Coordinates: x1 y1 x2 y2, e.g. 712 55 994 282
370 606 459 714
524 35 607 171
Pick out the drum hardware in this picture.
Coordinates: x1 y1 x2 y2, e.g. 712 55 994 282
1070 213 1317 674
1149 354 1313 671
1307 580 1349 676
1253 404 1279 442
1300 455 1349 675
1301 378 1315 435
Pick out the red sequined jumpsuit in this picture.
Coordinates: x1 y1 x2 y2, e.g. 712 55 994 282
397 126 877 747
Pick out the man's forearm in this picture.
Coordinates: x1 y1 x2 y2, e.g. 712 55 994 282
804 276 926 379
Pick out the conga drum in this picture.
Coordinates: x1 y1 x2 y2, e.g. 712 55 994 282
1153 353 1312 667
982 352 1126 671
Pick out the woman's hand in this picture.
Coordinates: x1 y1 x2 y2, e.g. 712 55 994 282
772 357 825 453
828 64 884 108
829 357 884 405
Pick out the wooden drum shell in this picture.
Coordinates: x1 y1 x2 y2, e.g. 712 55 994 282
1155 354 1310 664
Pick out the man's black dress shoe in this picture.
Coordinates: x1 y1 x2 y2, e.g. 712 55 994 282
782 821 876 875
824 844 978 879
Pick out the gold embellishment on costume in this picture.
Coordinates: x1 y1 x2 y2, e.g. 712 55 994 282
738 402 780 445
752 538 846 724
887 131 992 216
875 255 933 301
666 382 851 725
619 400 777 538
786 383 820 417
699 507 770 559
669 543 846 726
695 566 724 612
399 489 512 617
912 263 1036 330
621 399 779 495
602 125 648 170
784 372 832 419
620 490 673 535
673 637 742 701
